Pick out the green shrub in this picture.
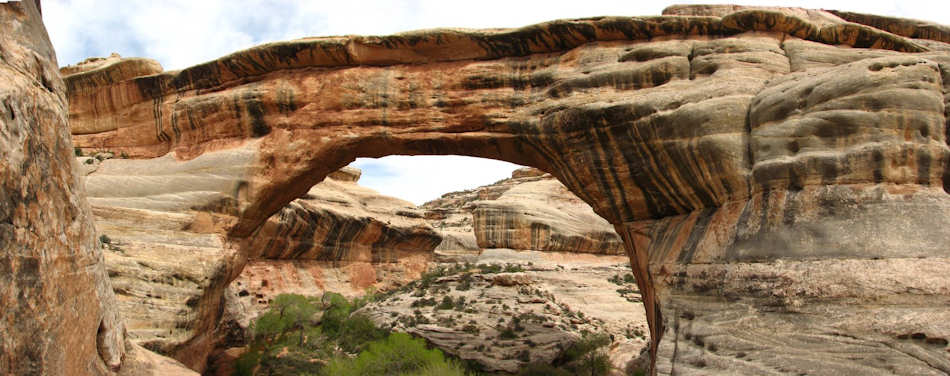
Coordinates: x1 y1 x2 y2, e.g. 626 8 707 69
453 296 467 311
411 297 437 308
456 273 473 291
237 292 387 375
322 332 456 376
477 263 503 274
504 263 524 273
436 296 454 310
232 347 261 376
319 292 353 338
338 314 388 353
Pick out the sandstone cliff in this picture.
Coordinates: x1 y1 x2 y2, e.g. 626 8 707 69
0 2 122 373
82 154 439 372
61 4 950 374
1 2 194 375
424 167 625 255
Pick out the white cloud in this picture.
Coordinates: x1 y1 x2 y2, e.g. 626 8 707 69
352 156 521 205
45 1 948 70
41 0 950 204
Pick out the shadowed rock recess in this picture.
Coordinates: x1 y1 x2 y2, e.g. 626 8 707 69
54 3 950 375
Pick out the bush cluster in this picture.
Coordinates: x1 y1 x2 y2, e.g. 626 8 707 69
235 293 469 376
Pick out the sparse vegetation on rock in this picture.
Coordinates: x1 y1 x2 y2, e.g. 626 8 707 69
234 292 471 376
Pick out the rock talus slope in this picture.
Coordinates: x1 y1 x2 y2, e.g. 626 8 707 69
63 4 950 374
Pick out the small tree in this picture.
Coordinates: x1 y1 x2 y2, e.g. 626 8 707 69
251 294 319 346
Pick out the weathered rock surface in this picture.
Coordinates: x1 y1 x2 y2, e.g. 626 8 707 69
63 4 950 374
424 167 624 255
1 2 197 375
360 250 647 373
245 166 440 261
0 1 123 373
81 147 252 372
220 167 438 343
421 169 534 255
83 156 439 372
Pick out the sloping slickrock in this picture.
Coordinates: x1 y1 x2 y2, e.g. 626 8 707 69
82 148 254 372
64 4 950 374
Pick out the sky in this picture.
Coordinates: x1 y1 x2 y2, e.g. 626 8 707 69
41 0 950 204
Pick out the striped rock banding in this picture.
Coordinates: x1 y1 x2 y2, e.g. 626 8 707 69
62 4 950 374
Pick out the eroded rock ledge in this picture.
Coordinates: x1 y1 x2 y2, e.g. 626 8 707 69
61 4 950 374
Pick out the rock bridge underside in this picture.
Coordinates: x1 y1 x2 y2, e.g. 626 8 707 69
53 3 950 375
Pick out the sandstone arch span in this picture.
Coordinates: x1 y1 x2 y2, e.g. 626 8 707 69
65 4 950 374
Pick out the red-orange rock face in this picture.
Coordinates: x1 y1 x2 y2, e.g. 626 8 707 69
0 2 123 374
62 4 950 374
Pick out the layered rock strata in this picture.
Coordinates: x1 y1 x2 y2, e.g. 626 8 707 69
64 4 950 374
221 166 439 345
83 157 439 372
423 167 624 255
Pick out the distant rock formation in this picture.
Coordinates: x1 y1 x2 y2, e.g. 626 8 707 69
219 166 441 357
424 167 625 255
53 3 950 374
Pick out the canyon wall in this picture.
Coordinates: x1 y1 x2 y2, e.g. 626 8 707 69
63 4 950 374
1 2 196 375
0 1 123 373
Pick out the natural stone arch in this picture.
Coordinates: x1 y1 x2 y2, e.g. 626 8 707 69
65 5 950 374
